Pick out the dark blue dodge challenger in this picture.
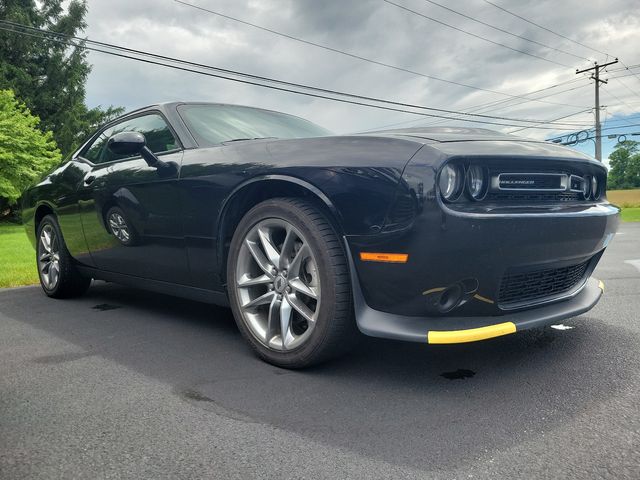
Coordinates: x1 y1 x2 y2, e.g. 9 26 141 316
22 102 619 367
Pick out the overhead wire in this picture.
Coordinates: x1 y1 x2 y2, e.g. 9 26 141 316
173 0 583 104
420 0 589 62
367 79 592 131
0 20 595 131
480 0 640 91
480 0 609 57
507 108 594 134
382 0 573 68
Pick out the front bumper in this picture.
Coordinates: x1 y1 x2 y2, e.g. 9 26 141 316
343 202 617 343
349 246 604 343
347 202 618 316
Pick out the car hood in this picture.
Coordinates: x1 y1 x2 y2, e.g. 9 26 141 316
357 126 597 163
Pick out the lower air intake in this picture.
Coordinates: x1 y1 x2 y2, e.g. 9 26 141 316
498 259 591 308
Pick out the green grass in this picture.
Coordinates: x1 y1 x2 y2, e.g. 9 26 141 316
607 190 640 222
0 223 38 288
620 207 640 223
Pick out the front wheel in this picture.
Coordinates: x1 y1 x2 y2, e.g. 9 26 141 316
227 198 356 368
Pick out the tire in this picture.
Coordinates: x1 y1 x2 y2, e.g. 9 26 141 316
106 206 139 246
36 214 91 298
227 198 357 368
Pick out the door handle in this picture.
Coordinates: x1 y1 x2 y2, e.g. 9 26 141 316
84 175 96 186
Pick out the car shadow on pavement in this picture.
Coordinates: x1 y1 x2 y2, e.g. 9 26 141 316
2 281 638 472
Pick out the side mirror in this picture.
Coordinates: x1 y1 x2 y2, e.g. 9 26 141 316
107 131 145 156
107 131 165 168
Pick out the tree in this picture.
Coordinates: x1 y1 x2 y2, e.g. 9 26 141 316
0 0 123 156
0 89 61 216
608 140 640 190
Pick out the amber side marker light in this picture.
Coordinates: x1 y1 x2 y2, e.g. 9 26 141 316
360 252 409 263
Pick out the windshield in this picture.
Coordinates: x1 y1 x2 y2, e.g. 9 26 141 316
177 104 333 146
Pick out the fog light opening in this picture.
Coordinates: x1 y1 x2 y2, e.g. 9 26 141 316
438 284 463 313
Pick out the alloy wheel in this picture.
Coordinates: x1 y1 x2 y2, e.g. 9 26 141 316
235 218 321 351
108 211 131 243
38 224 60 290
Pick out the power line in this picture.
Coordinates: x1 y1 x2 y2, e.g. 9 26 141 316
0 20 592 127
0 21 593 131
482 3 640 90
418 63 640 131
607 64 640 76
612 76 640 100
481 0 609 57
551 128 640 146
614 61 640 90
173 0 578 104
508 108 593 134
548 121 640 142
362 79 592 131
599 113 640 126
421 0 589 62
375 78 593 131
383 0 573 68
603 83 639 110
601 123 640 132
416 81 592 129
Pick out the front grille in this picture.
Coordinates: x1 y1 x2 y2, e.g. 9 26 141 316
487 192 580 203
498 259 590 307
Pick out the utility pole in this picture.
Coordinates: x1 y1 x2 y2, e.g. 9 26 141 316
576 58 618 161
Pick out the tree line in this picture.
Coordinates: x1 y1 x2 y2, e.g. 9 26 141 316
0 0 122 219
607 140 640 190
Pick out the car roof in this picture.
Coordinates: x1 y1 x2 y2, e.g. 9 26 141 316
110 103 574 151
122 101 304 118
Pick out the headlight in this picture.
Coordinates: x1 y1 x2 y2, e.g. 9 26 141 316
591 175 600 200
438 164 464 201
466 165 488 201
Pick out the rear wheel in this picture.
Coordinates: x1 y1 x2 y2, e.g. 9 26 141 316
227 198 356 368
37 214 91 298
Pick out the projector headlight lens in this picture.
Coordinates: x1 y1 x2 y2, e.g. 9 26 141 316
466 165 488 200
439 164 463 201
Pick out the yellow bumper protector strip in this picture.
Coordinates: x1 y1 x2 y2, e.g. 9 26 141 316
598 280 605 292
473 293 494 304
427 322 517 344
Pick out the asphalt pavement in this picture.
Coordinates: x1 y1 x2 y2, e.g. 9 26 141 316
1 223 639 479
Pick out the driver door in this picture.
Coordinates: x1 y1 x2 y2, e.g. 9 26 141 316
77 112 190 284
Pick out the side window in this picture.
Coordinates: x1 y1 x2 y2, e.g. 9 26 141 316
82 114 178 164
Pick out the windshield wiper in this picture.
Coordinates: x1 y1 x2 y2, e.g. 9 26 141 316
224 137 278 143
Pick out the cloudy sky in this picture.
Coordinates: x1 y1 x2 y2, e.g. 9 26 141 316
82 0 640 163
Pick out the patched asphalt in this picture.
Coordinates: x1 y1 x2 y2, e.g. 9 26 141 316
1 223 639 479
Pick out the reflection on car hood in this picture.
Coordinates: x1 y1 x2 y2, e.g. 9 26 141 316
357 126 540 143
